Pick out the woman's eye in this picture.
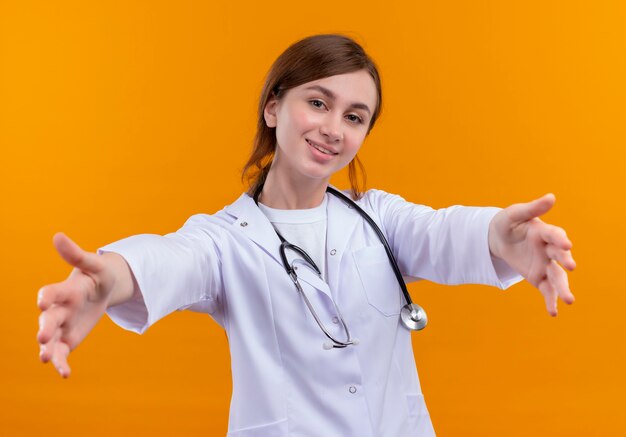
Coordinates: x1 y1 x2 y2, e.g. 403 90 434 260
346 114 363 124
309 99 325 109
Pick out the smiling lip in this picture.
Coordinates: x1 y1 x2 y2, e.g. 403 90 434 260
306 139 338 155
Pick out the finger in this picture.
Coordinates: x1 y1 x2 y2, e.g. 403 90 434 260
39 341 52 363
50 341 71 378
546 245 577 271
538 224 572 250
507 193 556 225
538 279 558 317
37 305 69 345
39 328 61 363
547 260 575 305
526 250 552 288
38 282 73 311
53 232 102 274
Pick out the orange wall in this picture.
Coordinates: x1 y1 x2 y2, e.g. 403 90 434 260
1 1 624 435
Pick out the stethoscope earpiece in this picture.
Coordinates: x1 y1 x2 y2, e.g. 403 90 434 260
323 338 359 350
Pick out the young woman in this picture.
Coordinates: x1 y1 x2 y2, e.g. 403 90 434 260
37 34 576 436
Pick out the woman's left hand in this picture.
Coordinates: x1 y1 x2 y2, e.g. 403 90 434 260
488 194 576 316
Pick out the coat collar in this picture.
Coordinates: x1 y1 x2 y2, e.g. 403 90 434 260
223 185 362 298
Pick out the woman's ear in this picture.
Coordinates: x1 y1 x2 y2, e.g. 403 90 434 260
264 98 278 128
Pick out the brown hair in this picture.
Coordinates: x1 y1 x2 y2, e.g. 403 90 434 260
241 34 382 201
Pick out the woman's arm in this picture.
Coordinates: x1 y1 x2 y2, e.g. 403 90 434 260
366 189 519 288
364 189 575 313
37 233 136 378
38 214 226 378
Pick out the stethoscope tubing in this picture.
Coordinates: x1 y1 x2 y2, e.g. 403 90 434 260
289 271 355 348
325 186 415 308
253 183 427 348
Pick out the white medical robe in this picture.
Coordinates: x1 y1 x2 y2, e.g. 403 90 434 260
99 187 522 437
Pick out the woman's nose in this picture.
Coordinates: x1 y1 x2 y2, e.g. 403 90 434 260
320 114 343 143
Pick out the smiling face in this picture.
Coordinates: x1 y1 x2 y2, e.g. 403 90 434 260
263 70 378 186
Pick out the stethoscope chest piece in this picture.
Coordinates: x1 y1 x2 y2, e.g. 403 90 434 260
401 303 428 331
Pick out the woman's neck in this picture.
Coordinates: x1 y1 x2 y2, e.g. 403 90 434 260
259 167 328 210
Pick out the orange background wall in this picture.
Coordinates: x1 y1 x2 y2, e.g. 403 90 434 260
1 1 624 435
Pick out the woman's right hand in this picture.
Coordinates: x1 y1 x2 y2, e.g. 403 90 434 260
37 233 121 378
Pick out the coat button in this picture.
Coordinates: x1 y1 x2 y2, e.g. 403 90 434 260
330 249 337 256
331 316 339 324
240 221 248 227
348 386 357 394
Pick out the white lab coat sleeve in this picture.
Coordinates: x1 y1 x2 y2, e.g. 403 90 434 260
97 214 225 334
366 189 523 289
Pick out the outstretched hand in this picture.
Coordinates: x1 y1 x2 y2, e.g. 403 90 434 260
488 194 576 316
37 233 116 378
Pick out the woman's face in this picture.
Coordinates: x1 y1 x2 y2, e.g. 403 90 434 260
264 70 378 185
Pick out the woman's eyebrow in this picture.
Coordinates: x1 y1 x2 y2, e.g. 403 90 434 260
305 85 371 114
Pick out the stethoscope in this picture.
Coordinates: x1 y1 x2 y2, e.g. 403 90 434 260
253 183 427 349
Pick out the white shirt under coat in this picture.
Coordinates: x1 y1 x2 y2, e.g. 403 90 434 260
257 193 329 280
99 187 522 437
